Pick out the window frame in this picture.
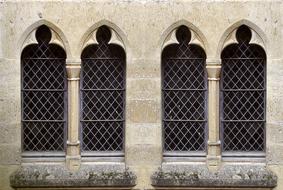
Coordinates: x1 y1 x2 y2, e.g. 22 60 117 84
21 25 68 158
80 25 126 158
220 26 267 158
161 26 208 158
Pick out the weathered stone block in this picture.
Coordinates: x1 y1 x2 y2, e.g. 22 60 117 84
266 122 283 144
126 144 162 166
266 144 283 165
269 165 283 190
0 144 21 164
127 60 160 78
151 164 277 188
0 165 19 190
127 100 160 124
10 164 137 188
0 122 20 144
127 78 161 100
126 123 161 145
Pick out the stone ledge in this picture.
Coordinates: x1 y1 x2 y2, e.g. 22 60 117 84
151 164 277 188
10 164 136 189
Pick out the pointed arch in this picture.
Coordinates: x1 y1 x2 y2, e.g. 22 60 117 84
80 24 126 155
161 25 208 156
79 19 129 55
21 25 68 154
220 25 266 156
159 20 208 53
17 19 71 59
217 19 267 59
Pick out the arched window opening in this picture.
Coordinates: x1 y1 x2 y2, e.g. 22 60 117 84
162 25 207 156
221 25 266 155
81 25 126 154
21 25 67 153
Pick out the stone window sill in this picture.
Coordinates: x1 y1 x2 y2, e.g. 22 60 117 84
10 164 136 189
151 164 277 189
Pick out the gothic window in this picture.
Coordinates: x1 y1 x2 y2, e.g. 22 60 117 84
162 25 207 156
21 25 67 153
81 25 126 154
221 25 266 155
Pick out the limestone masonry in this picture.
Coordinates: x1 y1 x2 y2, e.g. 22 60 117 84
0 0 282 190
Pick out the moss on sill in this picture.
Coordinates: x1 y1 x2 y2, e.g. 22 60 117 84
151 165 277 188
10 165 136 188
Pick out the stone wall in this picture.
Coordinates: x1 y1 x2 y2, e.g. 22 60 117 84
0 0 282 190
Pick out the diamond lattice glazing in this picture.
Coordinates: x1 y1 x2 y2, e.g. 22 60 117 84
21 26 67 152
81 26 125 152
221 26 266 153
162 26 207 153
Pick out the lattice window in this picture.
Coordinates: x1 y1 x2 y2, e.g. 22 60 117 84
162 26 207 154
221 25 266 154
21 25 67 152
81 25 125 152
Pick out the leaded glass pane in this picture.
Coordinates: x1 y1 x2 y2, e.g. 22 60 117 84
81 25 125 152
21 25 67 152
221 25 266 153
162 26 207 153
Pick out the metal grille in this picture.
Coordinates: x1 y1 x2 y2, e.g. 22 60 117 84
162 26 207 153
221 25 266 153
81 25 125 152
21 25 67 152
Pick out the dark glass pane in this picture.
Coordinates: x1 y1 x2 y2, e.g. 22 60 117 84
81 25 125 152
21 25 67 152
162 26 207 152
221 25 266 152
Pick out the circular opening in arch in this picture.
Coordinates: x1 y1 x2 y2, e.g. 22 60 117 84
176 25 191 43
236 25 252 43
35 25 52 44
96 25 111 43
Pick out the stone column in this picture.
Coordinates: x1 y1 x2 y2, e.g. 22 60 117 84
66 59 81 171
206 59 221 171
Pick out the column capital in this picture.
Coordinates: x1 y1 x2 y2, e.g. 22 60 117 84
66 59 81 80
66 58 81 64
206 59 221 80
206 58 221 65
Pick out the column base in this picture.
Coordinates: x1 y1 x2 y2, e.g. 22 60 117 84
66 155 81 171
207 140 221 171
207 155 221 171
